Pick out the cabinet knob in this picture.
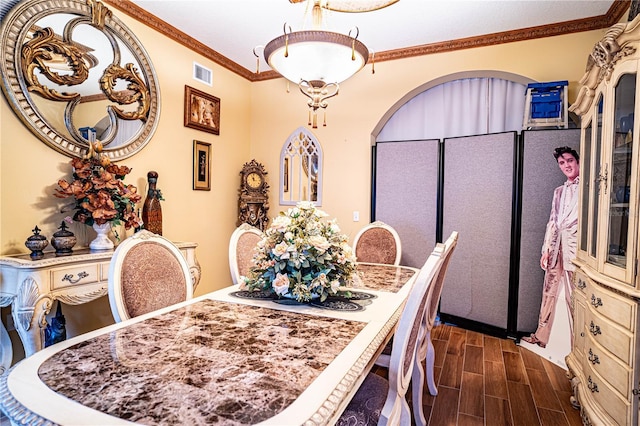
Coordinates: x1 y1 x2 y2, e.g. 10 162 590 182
589 321 602 336
587 376 599 393
590 294 603 308
588 348 600 364
577 279 586 290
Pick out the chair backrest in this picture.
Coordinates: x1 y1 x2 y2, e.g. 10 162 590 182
426 231 458 330
352 221 402 265
228 223 263 285
379 243 445 424
108 230 193 322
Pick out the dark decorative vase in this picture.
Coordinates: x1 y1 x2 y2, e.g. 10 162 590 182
51 221 77 256
25 226 48 260
44 301 66 347
142 171 163 235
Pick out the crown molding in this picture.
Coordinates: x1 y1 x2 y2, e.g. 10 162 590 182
104 0 630 83
104 0 255 80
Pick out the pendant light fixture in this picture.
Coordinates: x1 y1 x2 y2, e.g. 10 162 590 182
256 0 398 128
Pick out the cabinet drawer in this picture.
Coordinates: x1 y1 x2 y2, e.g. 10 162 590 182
582 362 630 426
584 307 633 366
586 283 635 331
583 335 631 399
51 264 100 290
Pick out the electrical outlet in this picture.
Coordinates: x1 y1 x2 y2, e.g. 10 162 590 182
353 211 360 222
6 314 15 331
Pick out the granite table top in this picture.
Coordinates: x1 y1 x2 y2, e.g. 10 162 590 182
0 263 418 425
38 299 365 425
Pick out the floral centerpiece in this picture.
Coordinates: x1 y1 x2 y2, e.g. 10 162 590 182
241 202 357 302
54 141 143 233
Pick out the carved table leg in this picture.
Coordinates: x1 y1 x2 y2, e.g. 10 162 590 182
13 277 52 358
0 293 16 375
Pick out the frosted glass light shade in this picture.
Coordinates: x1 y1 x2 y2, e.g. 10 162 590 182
264 30 369 84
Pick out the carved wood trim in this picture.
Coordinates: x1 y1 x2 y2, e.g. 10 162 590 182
55 287 108 305
0 373 54 426
570 12 640 115
104 0 630 83
16 278 40 332
313 298 404 423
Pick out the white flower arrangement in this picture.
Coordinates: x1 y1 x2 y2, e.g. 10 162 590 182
241 201 357 302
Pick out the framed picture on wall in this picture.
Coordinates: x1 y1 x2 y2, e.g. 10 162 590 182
193 140 211 191
184 85 220 135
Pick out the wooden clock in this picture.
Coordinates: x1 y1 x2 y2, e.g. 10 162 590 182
238 159 269 231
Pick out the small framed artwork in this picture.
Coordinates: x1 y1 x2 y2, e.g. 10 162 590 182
193 140 211 191
184 85 220 135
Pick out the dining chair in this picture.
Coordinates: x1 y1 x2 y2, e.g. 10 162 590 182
338 244 445 426
108 230 193 322
410 231 459 424
352 221 402 265
228 223 263 285
372 232 459 425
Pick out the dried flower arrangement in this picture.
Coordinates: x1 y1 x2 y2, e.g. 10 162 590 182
54 142 143 230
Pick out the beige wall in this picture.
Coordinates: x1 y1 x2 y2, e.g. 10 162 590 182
0 11 252 357
1 5 605 363
251 30 605 241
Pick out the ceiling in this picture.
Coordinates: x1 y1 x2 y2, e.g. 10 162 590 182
124 0 623 79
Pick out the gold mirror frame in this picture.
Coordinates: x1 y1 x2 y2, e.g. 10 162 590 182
0 0 160 160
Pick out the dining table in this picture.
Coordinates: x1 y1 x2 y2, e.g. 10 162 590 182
0 262 418 425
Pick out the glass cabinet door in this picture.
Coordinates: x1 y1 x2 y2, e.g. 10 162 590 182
605 73 635 269
579 116 592 254
588 95 604 260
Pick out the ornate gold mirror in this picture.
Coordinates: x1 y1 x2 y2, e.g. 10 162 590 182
0 0 160 160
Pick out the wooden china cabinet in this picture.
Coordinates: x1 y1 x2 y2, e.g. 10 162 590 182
567 15 640 426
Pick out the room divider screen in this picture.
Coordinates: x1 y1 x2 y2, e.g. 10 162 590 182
440 132 517 331
372 128 580 338
374 139 439 268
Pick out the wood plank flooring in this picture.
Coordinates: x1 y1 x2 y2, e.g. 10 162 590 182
372 324 584 426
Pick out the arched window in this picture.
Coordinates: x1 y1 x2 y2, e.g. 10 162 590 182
375 71 533 142
280 127 323 206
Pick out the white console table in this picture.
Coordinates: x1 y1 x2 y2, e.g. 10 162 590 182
0 243 200 373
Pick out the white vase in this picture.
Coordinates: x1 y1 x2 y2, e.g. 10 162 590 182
89 222 114 250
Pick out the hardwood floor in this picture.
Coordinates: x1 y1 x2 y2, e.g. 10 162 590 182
372 324 583 426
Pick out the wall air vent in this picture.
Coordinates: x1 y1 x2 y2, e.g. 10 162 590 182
193 62 212 86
